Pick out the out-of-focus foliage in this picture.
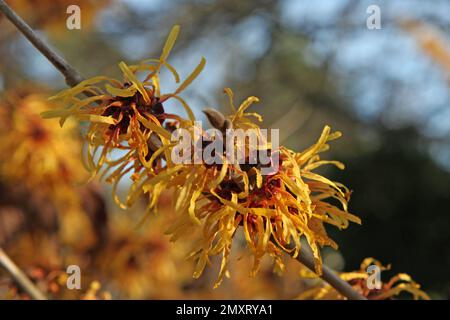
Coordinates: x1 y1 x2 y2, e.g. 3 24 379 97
0 0 108 34
0 87 105 251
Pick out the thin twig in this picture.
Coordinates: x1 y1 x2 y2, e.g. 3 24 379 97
293 243 367 300
0 0 85 87
0 247 47 300
0 0 366 301
271 232 366 300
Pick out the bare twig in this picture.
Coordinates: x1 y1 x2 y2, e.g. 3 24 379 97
0 0 84 87
292 243 367 300
0 0 366 301
0 247 47 300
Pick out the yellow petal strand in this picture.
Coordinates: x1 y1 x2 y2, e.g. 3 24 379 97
188 188 203 225
209 158 228 190
105 84 137 97
339 272 366 282
152 75 160 97
193 252 208 279
49 76 110 100
142 165 184 192
298 126 331 163
160 25 180 62
162 94 195 122
234 96 260 120
302 171 346 198
223 87 236 112
77 114 116 125
175 57 206 94
140 59 180 83
118 61 150 104
72 94 109 108
211 190 249 215
304 160 345 171
361 257 384 270
249 167 262 188
175 168 195 213
327 131 342 141
213 247 231 289
40 109 68 119
145 144 172 172
134 112 171 140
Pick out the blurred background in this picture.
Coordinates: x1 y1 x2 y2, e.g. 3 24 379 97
0 0 449 299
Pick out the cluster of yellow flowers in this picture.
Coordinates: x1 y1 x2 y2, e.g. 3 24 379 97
42 26 205 211
41 26 395 292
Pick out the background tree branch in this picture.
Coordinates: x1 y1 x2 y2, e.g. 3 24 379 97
0 247 47 300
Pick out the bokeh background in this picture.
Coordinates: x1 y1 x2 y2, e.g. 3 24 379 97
0 0 449 299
